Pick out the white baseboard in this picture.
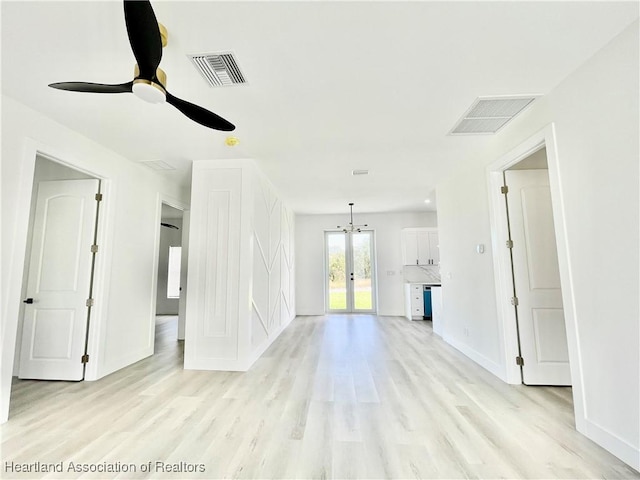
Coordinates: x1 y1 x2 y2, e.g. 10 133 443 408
582 417 640 472
184 314 297 372
246 314 296 369
183 356 247 371
95 346 153 380
445 334 639 472
443 333 507 381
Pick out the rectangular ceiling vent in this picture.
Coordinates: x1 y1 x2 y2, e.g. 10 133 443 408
449 95 540 135
188 52 246 87
141 160 176 171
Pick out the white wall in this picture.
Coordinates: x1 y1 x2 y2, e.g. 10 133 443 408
1 96 188 423
250 165 296 359
436 22 639 469
184 159 295 371
295 211 437 316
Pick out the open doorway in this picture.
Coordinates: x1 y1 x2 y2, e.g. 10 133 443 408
14 155 101 381
154 203 188 356
487 125 579 389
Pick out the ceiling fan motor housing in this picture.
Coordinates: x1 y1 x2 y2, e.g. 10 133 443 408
132 64 166 103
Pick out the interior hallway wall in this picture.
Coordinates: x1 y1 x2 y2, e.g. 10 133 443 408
184 159 295 371
436 21 639 469
1 95 188 424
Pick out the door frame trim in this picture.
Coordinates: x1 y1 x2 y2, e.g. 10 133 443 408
485 124 585 423
9 140 112 383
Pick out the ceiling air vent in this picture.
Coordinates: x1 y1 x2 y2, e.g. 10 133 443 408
449 95 540 135
140 160 176 171
188 52 246 87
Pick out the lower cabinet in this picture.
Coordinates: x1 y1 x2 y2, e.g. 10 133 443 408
404 284 443 334
404 284 424 320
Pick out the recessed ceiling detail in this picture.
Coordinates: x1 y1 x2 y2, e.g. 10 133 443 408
449 95 540 135
189 52 246 87
352 169 369 176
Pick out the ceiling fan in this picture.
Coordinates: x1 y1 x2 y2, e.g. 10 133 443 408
48 0 235 131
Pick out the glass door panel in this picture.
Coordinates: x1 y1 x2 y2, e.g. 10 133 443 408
351 232 374 312
326 232 348 312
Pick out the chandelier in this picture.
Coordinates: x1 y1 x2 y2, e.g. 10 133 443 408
337 203 368 233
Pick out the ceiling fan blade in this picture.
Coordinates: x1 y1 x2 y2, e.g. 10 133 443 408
166 92 235 131
124 0 162 79
48 81 133 94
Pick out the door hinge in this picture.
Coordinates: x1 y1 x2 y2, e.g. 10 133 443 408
511 296 519 306
501 185 509 194
86 298 94 307
90 244 99 253
95 193 103 202
81 354 90 364
506 240 513 249
516 356 524 366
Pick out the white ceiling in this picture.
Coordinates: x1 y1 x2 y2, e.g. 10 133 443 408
2 1 637 214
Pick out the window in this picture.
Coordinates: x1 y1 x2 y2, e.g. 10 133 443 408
167 246 182 298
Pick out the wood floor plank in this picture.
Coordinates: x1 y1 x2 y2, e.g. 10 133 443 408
2 314 638 479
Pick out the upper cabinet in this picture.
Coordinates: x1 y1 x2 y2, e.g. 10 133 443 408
402 228 439 265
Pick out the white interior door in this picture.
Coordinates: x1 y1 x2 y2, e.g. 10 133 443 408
19 179 100 380
505 170 571 385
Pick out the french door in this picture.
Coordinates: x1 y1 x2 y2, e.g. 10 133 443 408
325 231 376 313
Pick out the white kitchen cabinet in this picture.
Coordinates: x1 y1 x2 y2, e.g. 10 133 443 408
402 228 439 265
404 284 424 320
431 286 443 336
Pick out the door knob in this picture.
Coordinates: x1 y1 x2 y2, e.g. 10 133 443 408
23 298 34 304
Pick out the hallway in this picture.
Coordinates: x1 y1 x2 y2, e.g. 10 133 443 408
2 315 638 479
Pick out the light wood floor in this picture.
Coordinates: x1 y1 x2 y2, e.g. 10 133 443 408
2 315 639 479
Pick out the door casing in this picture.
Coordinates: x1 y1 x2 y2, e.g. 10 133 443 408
10 146 112 384
485 124 584 422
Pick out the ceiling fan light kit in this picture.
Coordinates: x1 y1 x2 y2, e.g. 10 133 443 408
48 0 235 131
132 65 167 103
